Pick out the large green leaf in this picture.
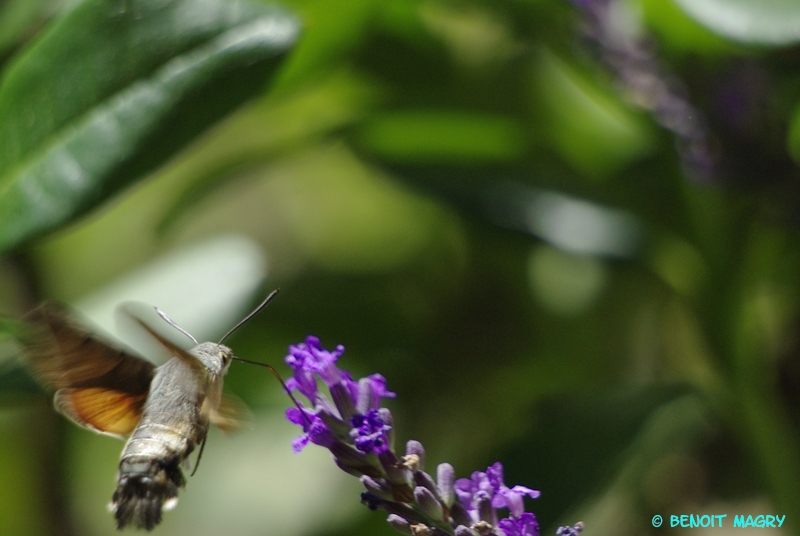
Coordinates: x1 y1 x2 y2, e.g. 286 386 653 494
0 0 299 252
0 0 67 60
671 0 800 45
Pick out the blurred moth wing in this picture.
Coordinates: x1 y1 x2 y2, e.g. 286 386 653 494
207 391 251 433
23 303 155 439
54 387 149 438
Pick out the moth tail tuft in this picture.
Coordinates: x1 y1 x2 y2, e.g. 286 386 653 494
111 458 185 530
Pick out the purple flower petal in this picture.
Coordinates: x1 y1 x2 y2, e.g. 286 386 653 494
497 512 540 536
454 469 496 520
286 407 333 451
367 373 395 400
285 369 319 401
454 478 475 508
486 462 505 489
494 485 540 518
455 462 540 520
285 407 306 426
308 416 334 448
355 374 396 414
285 336 347 393
340 370 359 401
291 434 310 453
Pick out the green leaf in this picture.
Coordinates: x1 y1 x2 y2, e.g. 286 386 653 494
270 0 377 91
634 0 734 54
0 0 299 252
0 0 67 59
671 0 800 45
535 50 654 180
355 111 527 163
156 68 377 234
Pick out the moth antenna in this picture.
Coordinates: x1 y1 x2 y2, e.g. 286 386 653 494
218 289 280 345
231 356 311 425
155 308 198 345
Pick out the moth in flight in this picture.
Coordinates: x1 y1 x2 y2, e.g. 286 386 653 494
21 292 278 530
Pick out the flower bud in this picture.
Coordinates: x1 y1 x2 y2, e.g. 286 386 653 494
413 470 440 499
436 463 455 507
450 500 472 527
361 475 393 500
379 449 412 486
330 382 357 422
414 486 443 521
387 514 412 535
405 440 426 470
455 526 478 536
475 492 496 525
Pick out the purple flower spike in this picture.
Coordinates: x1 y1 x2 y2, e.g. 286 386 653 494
281 335 578 535
498 512 540 536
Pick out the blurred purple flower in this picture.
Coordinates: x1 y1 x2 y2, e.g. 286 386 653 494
568 0 717 180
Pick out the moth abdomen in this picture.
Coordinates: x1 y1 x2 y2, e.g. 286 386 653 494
112 456 185 530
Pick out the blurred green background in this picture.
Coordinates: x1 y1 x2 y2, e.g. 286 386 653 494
2 0 800 534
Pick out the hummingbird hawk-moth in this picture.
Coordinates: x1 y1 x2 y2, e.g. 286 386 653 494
21 292 278 530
